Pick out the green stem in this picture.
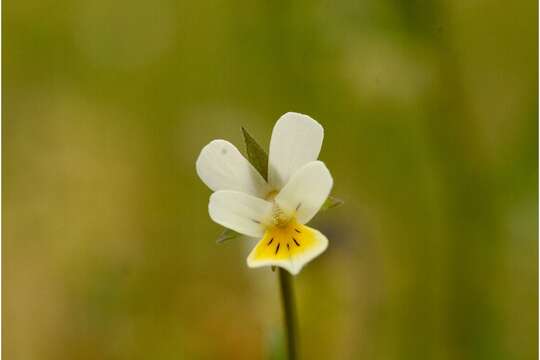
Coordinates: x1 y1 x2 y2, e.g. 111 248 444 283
278 268 298 360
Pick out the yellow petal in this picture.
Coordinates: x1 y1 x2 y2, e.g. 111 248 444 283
246 219 328 275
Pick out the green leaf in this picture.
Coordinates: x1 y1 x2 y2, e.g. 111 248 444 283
241 127 269 181
320 195 344 211
216 228 241 244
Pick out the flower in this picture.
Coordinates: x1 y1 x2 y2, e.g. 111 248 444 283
196 112 333 275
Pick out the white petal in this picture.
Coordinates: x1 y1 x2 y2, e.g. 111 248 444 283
268 112 324 189
275 161 333 224
246 225 328 275
209 191 273 237
196 140 270 197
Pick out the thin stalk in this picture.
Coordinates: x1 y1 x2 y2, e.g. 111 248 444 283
278 268 298 360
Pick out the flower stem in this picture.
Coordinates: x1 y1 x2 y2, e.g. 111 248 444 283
278 268 298 360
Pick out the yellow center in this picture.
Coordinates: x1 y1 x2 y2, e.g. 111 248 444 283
249 218 318 261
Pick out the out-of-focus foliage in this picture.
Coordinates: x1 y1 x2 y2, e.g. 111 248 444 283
4 0 537 359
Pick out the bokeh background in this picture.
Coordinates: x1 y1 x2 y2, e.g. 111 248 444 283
4 0 538 359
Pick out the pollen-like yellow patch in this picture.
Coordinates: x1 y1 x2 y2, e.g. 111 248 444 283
249 219 318 261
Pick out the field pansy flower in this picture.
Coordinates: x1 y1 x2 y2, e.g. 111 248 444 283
196 112 333 275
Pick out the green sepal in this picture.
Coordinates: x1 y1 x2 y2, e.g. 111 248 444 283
241 127 269 180
321 195 344 211
216 228 241 244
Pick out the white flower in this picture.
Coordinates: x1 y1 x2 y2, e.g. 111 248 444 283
196 112 333 275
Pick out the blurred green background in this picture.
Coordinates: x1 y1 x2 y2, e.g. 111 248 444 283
4 0 538 359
